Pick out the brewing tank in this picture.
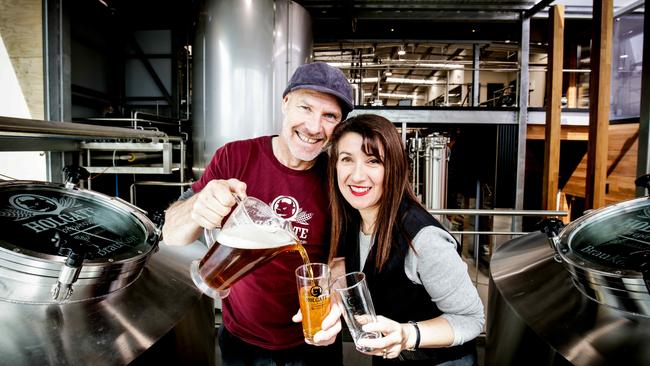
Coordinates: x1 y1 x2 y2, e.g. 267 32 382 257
487 197 650 365
0 181 215 365
192 0 312 177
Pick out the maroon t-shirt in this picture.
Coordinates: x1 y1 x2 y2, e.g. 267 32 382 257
191 136 330 350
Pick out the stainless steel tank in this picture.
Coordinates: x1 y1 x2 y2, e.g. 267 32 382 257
192 0 312 177
0 181 215 365
408 133 450 215
487 197 650 366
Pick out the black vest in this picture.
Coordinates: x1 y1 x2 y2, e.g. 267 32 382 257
343 199 475 365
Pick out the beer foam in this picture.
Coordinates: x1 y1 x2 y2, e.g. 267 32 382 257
216 223 296 249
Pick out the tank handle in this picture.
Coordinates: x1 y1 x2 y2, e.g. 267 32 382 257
635 174 650 196
539 218 564 263
62 165 90 188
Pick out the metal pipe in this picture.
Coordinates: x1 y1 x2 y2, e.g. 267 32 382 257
0 116 167 140
427 209 567 216
474 180 481 284
449 230 529 236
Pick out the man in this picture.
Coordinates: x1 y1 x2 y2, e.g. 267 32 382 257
162 62 352 365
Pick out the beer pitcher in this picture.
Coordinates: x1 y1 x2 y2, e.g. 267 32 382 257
190 196 299 298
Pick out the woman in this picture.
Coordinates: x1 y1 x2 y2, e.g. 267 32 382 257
327 114 484 365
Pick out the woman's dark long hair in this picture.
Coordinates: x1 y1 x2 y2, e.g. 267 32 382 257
328 114 419 271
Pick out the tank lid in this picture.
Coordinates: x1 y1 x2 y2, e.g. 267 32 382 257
557 197 650 316
0 182 155 262
561 198 650 273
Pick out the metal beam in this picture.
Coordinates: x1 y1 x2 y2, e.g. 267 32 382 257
524 0 556 19
472 44 480 106
614 0 644 18
349 108 517 124
514 15 530 230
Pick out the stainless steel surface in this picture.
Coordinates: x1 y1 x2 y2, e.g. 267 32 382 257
0 241 215 365
192 0 311 176
273 0 312 132
423 134 450 211
488 231 650 366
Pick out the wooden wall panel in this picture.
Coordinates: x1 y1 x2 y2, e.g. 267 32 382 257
562 123 638 204
0 0 44 119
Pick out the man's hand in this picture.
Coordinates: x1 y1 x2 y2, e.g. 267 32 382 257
190 179 247 229
162 178 246 246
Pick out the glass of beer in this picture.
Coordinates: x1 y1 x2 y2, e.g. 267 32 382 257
190 196 300 298
295 263 331 342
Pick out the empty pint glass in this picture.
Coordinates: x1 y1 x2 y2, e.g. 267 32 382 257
190 196 300 298
295 263 331 342
332 272 381 352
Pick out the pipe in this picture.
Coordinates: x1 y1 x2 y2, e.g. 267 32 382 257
0 116 167 140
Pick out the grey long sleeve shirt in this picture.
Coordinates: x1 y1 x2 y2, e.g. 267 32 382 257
359 226 485 346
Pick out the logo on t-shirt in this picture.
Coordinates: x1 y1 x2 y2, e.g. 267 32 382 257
271 196 313 225
270 196 314 242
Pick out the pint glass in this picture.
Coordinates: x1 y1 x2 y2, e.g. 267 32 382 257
295 263 331 342
332 271 382 352
190 196 299 298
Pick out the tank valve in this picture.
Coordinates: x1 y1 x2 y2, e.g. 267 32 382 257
540 218 564 263
50 232 86 302
51 251 85 302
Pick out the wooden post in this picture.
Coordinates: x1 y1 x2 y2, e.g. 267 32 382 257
565 36 578 108
542 5 564 210
585 0 613 210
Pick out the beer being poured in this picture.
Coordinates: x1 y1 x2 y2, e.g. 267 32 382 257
190 195 311 299
198 223 309 291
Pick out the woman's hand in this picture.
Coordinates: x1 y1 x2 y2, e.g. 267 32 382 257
355 316 415 359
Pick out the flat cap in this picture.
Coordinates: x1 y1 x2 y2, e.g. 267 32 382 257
283 62 354 118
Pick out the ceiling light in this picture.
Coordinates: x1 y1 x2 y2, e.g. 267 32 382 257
387 77 435 85
397 47 406 56
349 77 379 83
378 92 423 100
385 70 393 76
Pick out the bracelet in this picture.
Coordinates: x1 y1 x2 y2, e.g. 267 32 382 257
407 321 420 350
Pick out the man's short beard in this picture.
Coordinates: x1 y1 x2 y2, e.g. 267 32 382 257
288 140 322 162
